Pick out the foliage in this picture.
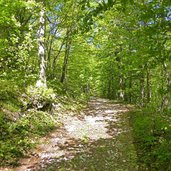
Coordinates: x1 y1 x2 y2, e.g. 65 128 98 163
130 109 171 170
22 86 56 110
0 0 171 169
0 110 55 166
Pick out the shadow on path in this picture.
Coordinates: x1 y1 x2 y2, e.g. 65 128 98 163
2 98 139 171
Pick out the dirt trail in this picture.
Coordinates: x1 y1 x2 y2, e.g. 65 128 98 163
1 98 138 171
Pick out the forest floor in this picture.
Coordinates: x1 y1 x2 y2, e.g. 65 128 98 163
1 98 139 171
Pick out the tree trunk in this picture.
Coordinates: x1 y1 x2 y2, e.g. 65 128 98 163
36 8 47 88
60 29 72 83
160 62 170 110
116 55 124 101
140 70 145 107
127 74 132 103
146 66 151 103
119 75 124 100
107 79 111 99
52 37 66 74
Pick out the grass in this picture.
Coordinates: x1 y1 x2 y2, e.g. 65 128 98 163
0 109 56 166
129 108 171 171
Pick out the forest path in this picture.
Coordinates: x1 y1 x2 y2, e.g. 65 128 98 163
3 98 138 171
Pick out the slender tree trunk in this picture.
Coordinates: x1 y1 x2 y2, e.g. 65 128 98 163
111 75 116 99
52 37 65 72
107 79 111 99
60 29 72 83
160 62 170 110
118 61 124 101
119 75 124 100
140 69 145 107
128 74 132 103
46 28 58 80
36 7 47 88
116 52 124 101
146 66 151 103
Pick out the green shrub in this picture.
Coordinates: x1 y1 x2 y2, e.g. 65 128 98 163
130 109 171 170
21 86 56 110
0 109 55 166
24 110 55 135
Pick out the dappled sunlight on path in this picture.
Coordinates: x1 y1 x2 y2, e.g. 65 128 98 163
1 98 138 171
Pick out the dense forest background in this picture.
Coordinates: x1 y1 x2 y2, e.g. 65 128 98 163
0 0 171 170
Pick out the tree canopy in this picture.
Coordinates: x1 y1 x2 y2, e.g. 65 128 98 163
0 0 171 169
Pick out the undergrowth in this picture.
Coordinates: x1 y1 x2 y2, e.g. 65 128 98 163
0 86 56 166
0 110 55 166
0 85 87 166
129 108 171 171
